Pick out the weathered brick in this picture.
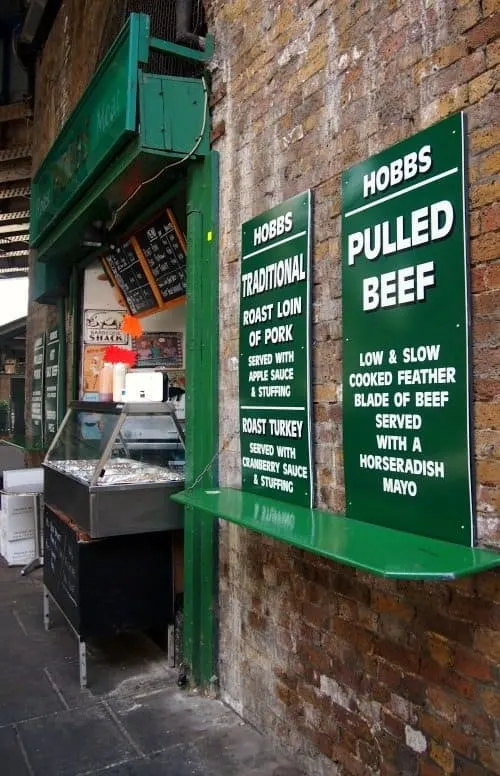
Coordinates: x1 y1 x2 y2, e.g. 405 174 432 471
467 12 500 49
430 741 455 774
470 232 500 262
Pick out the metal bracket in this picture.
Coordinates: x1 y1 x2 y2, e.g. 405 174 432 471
149 34 214 65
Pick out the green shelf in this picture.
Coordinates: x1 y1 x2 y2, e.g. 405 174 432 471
171 488 500 581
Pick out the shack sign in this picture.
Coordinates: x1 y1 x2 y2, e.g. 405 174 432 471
240 191 313 508
341 112 473 546
83 310 129 345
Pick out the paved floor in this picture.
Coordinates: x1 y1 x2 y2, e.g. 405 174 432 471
0 560 301 776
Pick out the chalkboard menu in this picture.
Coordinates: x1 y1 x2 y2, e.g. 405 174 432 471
44 507 80 631
134 210 186 304
44 328 61 445
43 505 174 639
31 334 45 446
102 209 186 318
106 239 157 315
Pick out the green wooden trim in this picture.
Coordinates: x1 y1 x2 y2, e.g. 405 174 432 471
69 266 81 401
172 488 500 581
31 13 149 247
56 298 67 425
184 152 219 686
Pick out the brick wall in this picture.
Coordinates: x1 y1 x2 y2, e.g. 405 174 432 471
207 0 500 773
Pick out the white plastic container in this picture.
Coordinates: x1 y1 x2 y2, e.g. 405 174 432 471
3 468 44 494
98 362 113 401
112 363 127 402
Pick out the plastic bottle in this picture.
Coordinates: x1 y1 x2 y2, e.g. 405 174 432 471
99 362 113 402
112 363 127 402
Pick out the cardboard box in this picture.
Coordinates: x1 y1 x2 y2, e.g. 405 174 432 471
0 494 36 542
0 533 35 566
3 468 44 494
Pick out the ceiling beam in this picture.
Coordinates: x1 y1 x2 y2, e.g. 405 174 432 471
0 249 29 258
0 211 30 222
0 267 29 276
0 146 32 163
0 222 29 234
0 102 33 124
0 163 32 183
0 184 30 200
0 236 29 245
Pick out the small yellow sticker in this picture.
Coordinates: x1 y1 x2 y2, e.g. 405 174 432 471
207 231 213 242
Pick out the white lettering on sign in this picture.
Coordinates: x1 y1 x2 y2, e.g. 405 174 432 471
242 304 274 326
242 254 306 297
363 145 432 198
259 385 291 398
354 393 390 407
242 417 267 434
264 324 293 344
348 201 454 266
268 419 304 438
253 212 293 246
415 391 449 407
248 353 273 367
363 260 435 311
376 434 407 451
397 367 456 385
375 414 422 430
274 350 294 364
383 477 418 497
359 454 445 478
360 350 384 366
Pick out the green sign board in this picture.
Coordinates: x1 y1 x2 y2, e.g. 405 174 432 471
44 328 61 445
240 191 313 508
31 334 45 446
342 112 473 546
31 13 149 248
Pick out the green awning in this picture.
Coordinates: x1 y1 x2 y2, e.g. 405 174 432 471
172 487 500 580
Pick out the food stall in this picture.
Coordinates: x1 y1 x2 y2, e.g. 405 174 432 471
42 401 185 687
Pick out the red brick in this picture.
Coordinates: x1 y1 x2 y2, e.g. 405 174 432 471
419 712 476 759
486 263 500 290
419 762 446 776
467 12 500 48
480 185 500 228
470 232 500 264
480 687 500 717
454 645 495 682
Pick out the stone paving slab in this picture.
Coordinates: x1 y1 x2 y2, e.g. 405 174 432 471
0 724 30 776
0 558 300 776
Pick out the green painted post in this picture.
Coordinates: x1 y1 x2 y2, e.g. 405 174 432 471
184 151 219 686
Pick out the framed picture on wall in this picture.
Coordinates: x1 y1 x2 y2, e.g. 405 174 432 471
132 332 183 369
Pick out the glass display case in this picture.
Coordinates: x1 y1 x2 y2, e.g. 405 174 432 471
43 402 185 538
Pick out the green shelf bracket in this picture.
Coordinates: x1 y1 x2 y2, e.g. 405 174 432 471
172 488 500 581
150 34 214 64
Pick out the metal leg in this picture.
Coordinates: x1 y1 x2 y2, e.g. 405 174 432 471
21 494 43 576
43 586 51 631
79 638 88 689
167 624 175 668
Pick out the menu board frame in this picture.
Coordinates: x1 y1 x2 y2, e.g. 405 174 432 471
101 208 187 319
44 327 61 445
341 112 473 546
239 191 314 508
31 334 45 447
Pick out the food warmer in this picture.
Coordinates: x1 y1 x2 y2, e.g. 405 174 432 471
43 401 185 538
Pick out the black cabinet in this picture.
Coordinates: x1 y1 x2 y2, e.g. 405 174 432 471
43 506 173 685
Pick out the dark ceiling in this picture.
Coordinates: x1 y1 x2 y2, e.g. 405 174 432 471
0 1 24 23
